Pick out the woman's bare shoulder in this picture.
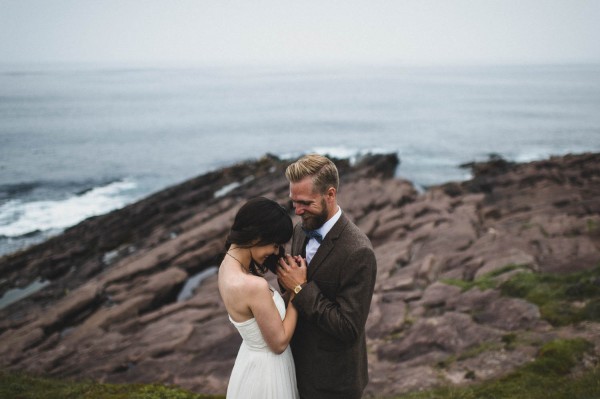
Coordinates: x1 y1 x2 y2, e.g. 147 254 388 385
245 273 269 292
223 270 268 293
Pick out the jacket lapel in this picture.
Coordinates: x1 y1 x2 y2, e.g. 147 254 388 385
307 213 349 279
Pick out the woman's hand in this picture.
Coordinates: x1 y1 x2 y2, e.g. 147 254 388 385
276 254 307 292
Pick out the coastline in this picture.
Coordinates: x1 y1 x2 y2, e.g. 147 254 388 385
0 151 599 396
3 63 599 257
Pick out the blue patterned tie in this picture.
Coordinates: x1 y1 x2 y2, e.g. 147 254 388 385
302 228 323 244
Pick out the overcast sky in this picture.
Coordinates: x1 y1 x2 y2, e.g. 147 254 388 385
1 0 599 66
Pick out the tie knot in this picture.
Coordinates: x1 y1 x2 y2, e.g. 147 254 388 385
302 228 323 244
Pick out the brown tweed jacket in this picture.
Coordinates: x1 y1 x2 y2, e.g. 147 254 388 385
290 212 377 399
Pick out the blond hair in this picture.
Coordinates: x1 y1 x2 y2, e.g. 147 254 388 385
285 154 339 194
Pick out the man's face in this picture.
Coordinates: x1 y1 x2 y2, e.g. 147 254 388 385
289 177 329 231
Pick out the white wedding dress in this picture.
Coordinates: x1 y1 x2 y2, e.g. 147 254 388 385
226 288 299 399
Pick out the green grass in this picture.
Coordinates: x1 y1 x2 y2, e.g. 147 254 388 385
587 218 600 235
500 265 600 326
443 263 600 327
388 338 600 399
0 371 224 399
436 341 503 370
442 264 528 292
428 266 600 398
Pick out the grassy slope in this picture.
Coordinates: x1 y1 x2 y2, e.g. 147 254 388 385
2 345 599 399
0 372 225 399
392 338 600 399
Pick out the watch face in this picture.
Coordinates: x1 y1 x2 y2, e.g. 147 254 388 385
294 286 301 294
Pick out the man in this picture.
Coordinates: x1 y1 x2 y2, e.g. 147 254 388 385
277 154 377 399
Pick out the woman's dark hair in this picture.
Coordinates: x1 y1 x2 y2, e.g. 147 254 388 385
225 197 293 276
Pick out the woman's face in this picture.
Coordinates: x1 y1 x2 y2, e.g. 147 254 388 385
250 243 281 265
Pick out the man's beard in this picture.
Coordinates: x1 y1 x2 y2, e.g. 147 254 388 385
301 198 328 231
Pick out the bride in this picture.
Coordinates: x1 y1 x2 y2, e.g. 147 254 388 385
218 197 303 399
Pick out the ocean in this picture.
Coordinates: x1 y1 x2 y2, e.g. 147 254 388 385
1 63 599 257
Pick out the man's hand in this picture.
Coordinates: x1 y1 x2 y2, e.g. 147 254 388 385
276 254 307 291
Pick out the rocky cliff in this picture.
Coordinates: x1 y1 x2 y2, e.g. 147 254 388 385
1 152 599 397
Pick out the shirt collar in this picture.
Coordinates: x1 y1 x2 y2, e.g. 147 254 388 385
317 206 342 240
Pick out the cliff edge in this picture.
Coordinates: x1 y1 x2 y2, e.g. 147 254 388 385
1 152 599 397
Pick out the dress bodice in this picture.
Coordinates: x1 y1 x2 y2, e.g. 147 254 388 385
229 289 286 351
226 288 298 398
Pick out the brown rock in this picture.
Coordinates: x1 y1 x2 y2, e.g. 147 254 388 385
1 152 599 397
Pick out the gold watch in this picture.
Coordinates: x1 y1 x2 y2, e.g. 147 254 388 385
293 284 304 294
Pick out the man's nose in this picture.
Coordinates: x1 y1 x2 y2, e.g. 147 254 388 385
294 205 304 215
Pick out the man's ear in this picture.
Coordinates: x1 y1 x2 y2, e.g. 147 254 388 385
326 186 337 201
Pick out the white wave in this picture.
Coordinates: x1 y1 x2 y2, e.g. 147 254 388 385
279 146 394 166
312 146 394 165
0 180 137 237
512 148 566 163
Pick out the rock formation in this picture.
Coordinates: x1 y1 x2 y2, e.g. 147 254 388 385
0 152 599 397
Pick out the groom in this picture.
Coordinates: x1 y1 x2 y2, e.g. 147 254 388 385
277 154 377 399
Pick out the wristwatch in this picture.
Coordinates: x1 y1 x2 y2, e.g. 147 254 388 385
293 283 305 294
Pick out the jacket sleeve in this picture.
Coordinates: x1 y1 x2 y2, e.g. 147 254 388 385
292 246 377 345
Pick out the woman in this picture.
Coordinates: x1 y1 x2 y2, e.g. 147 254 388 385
218 197 303 399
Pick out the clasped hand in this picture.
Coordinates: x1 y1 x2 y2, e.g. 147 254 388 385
276 254 307 292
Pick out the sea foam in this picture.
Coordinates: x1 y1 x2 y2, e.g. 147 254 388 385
0 180 137 237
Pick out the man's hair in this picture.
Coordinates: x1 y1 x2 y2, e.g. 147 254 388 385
285 153 339 194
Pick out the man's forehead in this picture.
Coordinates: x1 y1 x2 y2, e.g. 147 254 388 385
289 179 319 200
